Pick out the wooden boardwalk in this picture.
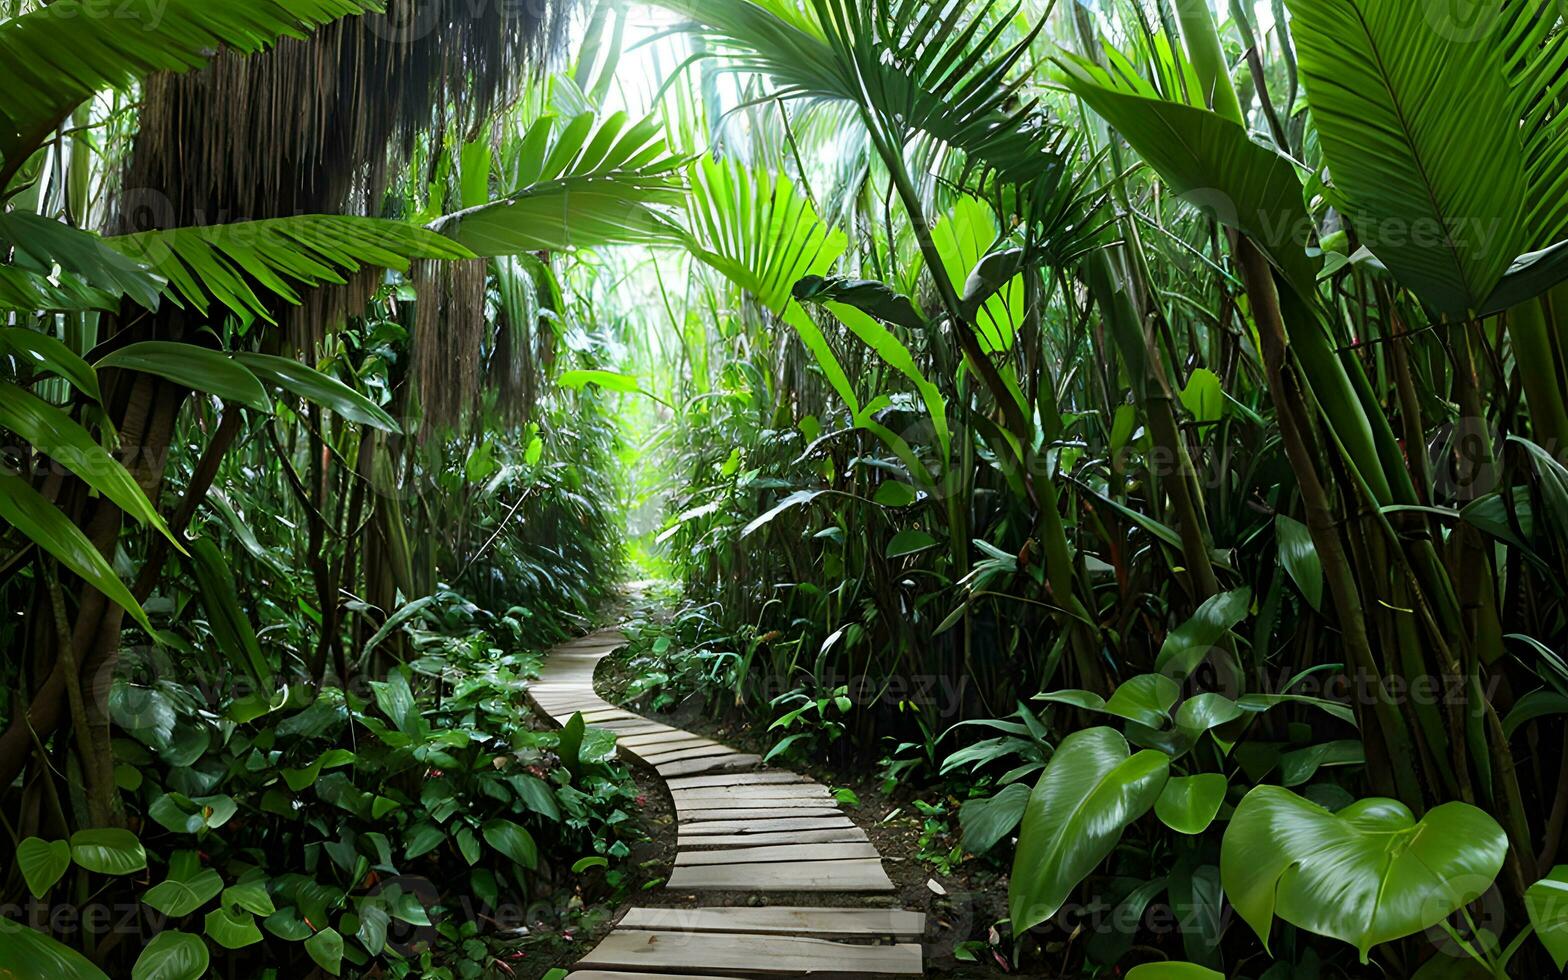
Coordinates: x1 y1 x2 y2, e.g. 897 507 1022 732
528 629 924 979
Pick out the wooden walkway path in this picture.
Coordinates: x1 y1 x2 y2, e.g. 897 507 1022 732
528 629 925 979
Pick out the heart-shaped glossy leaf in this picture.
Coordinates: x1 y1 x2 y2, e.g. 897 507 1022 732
1526 865 1568 970
142 869 223 917
70 828 147 876
17 838 71 898
1009 727 1169 933
131 930 209 980
1221 786 1507 961
221 880 275 917
203 908 261 949
304 927 344 976
1155 774 1227 835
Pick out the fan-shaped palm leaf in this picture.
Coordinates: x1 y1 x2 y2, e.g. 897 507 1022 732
650 0 1061 189
682 156 846 314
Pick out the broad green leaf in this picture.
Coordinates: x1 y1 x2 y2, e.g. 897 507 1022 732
1155 587 1251 679
1221 786 1506 961
793 275 924 330
70 828 147 875
1279 740 1364 786
131 930 209 980
234 353 398 432
356 903 391 955
0 919 110 979
1154 774 1227 835
572 856 610 873
1283 0 1523 316
203 908 261 949
557 711 587 778
1057 57 1318 295
0 327 102 401
222 880 276 917
1126 963 1224 979
1010 727 1170 933
457 826 481 865
482 819 539 870
0 473 152 631
1179 368 1223 427
1236 693 1356 726
873 482 918 507
958 783 1031 856
1174 694 1242 738
886 529 939 559
1275 515 1323 610
95 342 271 412
16 838 71 898
142 869 223 917
558 369 641 395
304 927 343 976
1527 866 1568 970
263 908 313 942
1104 674 1181 728
282 748 356 792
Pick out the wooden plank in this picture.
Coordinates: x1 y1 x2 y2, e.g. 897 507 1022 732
594 720 671 732
615 907 925 942
667 859 895 893
653 755 761 777
679 807 844 822
567 973 747 980
675 842 880 865
666 772 812 791
672 784 830 801
618 731 716 748
678 829 869 849
680 816 856 835
577 931 919 976
639 744 747 765
672 797 838 812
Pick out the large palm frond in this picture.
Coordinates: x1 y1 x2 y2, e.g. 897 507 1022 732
0 0 381 176
430 112 688 255
1283 0 1525 317
105 215 471 321
1499 0 1568 250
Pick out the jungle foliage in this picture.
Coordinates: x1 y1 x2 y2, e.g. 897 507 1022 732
5 0 1568 977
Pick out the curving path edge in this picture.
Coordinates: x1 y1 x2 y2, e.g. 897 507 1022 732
528 629 925 979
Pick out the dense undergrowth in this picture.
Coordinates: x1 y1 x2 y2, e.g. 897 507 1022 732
7 0 1568 978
